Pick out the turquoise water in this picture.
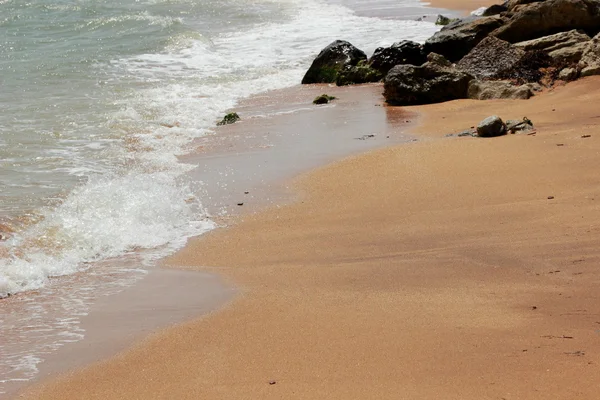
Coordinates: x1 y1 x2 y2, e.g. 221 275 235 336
0 0 441 392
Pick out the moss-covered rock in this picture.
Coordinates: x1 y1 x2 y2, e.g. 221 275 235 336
302 40 367 84
313 94 337 104
217 112 240 126
435 14 458 26
336 60 383 86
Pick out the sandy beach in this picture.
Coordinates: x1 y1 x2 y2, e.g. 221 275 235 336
20 71 600 399
15 0 600 398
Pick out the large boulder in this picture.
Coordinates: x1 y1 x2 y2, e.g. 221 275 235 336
492 0 600 43
456 36 526 79
369 41 426 75
514 30 591 62
383 53 474 105
468 80 537 99
423 15 507 62
302 40 367 84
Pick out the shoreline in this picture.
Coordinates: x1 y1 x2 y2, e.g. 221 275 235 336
8 83 415 398
19 76 600 399
13 0 600 398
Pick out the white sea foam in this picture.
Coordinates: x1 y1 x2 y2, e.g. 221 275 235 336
0 0 440 391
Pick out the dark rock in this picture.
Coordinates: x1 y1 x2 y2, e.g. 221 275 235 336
383 55 474 105
492 0 600 44
336 60 383 85
369 41 426 75
483 4 508 15
496 49 554 83
423 15 507 62
506 0 541 11
313 94 336 104
477 115 507 137
217 112 240 126
468 80 536 99
301 40 367 84
456 36 526 79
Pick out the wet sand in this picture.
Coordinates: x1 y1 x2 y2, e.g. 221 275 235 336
424 0 498 13
19 76 600 399
9 84 415 398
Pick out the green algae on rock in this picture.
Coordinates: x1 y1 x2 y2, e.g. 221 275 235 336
217 112 241 126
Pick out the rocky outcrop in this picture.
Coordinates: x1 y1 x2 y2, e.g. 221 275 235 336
383 53 474 105
336 61 383 85
492 0 600 43
482 4 508 16
369 41 426 75
457 36 526 79
477 115 507 137
423 15 506 62
302 40 367 84
467 80 537 99
514 30 591 62
578 33 600 76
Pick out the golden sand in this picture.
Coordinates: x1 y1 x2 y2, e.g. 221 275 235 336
21 77 600 399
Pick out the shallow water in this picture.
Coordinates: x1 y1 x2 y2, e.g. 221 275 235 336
0 0 442 393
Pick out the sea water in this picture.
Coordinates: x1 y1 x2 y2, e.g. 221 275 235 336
0 0 442 393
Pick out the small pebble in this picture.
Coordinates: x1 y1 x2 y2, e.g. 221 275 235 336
532 306 538 310
244 191 249 194
556 143 564 146
237 202 244 206
269 381 277 385
547 196 554 200
582 134 591 138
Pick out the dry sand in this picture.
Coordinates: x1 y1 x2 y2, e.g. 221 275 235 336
20 77 600 399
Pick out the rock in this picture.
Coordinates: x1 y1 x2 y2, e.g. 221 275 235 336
313 94 336 104
580 64 600 76
217 112 240 126
336 60 383 85
506 117 534 132
427 52 452 67
506 0 542 11
468 80 535 99
456 36 526 79
383 55 474 105
496 49 554 83
369 41 426 75
423 15 507 62
477 115 507 137
514 30 591 62
558 67 579 80
302 40 367 84
483 3 508 15
436 15 457 25
578 32 600 71
492 0 600 44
